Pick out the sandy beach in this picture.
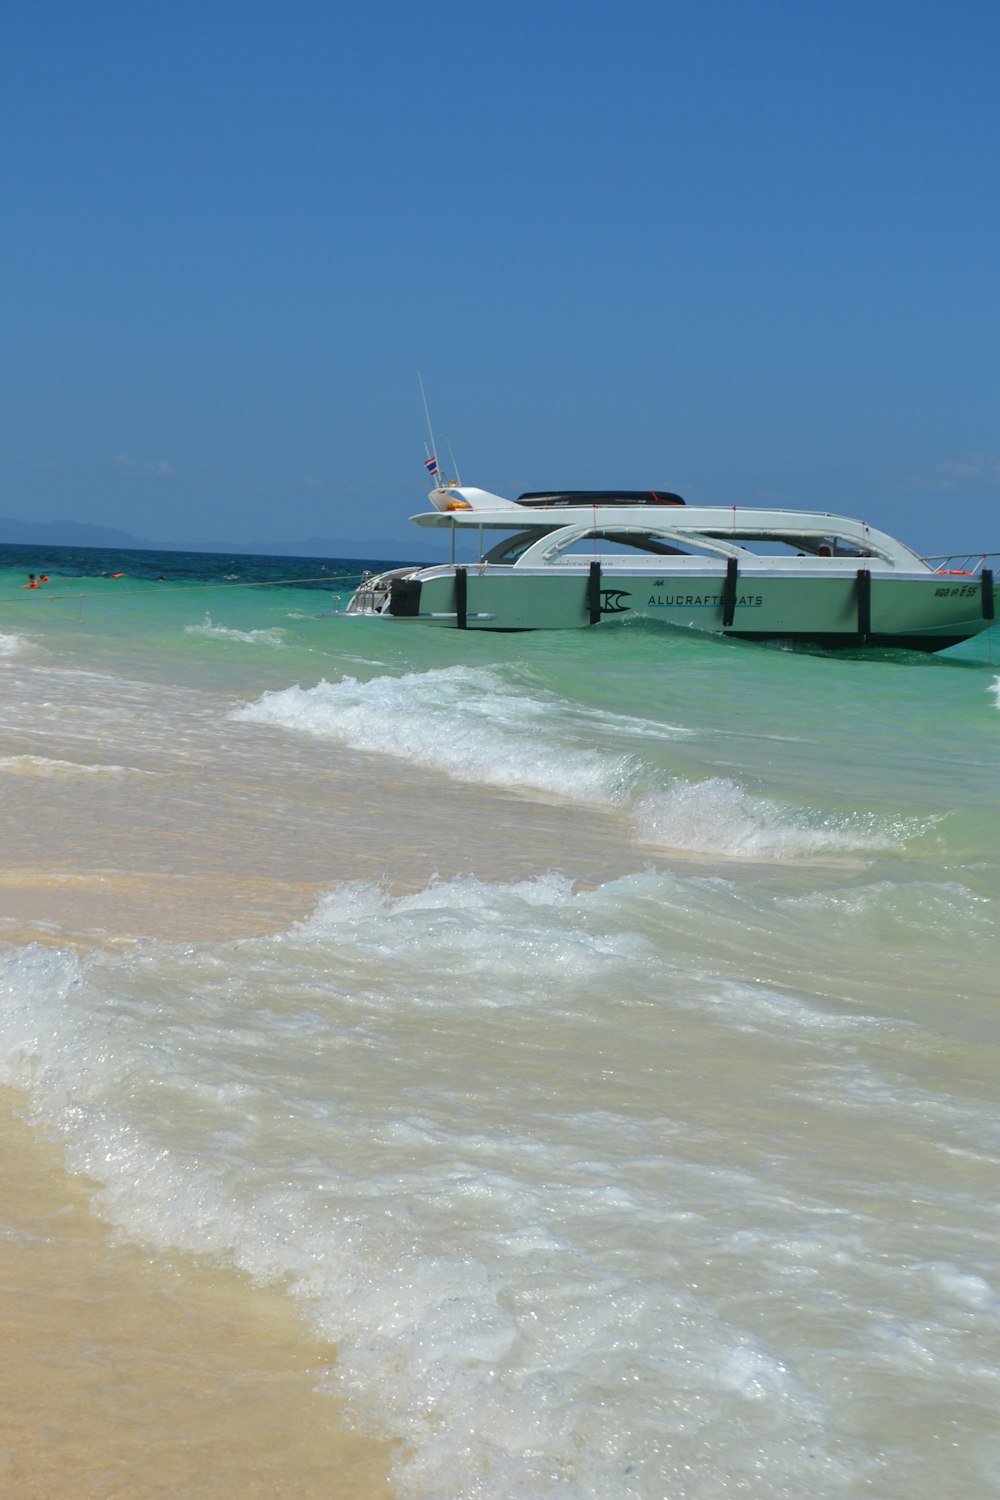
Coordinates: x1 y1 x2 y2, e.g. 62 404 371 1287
0 1090 397 1499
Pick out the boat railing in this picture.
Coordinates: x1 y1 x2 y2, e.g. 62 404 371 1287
345 565 423 615
922 552 1000 576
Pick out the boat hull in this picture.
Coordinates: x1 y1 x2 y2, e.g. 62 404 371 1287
349 563 998 651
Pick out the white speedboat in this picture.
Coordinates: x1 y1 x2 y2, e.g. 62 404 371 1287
346 483 998 651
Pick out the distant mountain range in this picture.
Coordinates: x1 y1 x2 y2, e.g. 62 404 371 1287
0 515 431 561
0 516 159 549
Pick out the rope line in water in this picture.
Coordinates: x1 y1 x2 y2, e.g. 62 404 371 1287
0 572 363 611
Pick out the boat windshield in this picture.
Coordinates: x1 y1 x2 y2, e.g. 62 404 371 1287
486 527 737 565
482 529 561 564
480 524 903 567
536 532 704 559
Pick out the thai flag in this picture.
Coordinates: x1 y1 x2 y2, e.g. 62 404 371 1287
424 455 439 475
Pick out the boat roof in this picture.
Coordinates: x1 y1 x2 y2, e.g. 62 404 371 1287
412 485 925 566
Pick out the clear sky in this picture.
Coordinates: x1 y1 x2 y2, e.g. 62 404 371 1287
2 0 998 555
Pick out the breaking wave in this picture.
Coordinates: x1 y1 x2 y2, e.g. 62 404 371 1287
234 668 913 860
233 667 632 802
2 869 997 1500
632 777 908 858
185 614 286 647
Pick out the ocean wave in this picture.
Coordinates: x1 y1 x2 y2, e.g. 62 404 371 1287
185 613 286 647
632 777 909 859
233 667 634 802
0 878 875 1499
780 878 993 939
234 668 911 861
3 872 998 1499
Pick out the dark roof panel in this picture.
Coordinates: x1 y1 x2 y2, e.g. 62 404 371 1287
516 490 686 508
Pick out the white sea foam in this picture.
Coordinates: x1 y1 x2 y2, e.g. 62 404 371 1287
925 1263 998 1310
632 776 905 859
233 668 633 801
0 631 30 657
234 669 908 860
185 613 286 646
991 675 1000 709
697 976 881 1035
780 879 994 945
0 754 156 779
3 871 999 1499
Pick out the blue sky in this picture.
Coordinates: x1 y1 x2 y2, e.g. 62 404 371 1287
2 0 998 554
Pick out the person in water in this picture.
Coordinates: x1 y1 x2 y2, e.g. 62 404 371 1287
24 573 39 588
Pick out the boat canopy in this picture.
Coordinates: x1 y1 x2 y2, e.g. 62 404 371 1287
413 489 930 570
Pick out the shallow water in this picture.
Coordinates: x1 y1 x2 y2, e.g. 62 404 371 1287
2 545 999 1498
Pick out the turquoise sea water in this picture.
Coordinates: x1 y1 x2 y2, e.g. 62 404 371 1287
1 540 999 1499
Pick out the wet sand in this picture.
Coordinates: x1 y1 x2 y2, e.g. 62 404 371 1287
0 1092 396 1499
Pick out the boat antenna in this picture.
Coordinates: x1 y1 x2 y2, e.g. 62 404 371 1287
445 435 462 487
417 372 444 483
